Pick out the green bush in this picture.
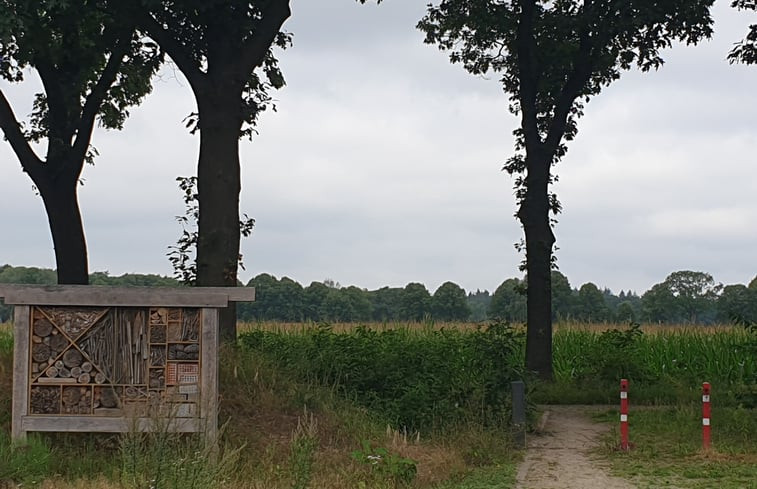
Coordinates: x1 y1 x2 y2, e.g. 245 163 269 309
240 322 525 431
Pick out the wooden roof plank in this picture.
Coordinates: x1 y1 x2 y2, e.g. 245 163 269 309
0 285 255 306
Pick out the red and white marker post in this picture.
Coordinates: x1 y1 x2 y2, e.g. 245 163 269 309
620 378 629 451
702 382 711 451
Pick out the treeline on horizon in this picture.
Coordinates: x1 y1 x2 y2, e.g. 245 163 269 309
1 264 756 326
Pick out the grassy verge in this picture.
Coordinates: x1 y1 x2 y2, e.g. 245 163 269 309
1 331 520 488
595 405 757 489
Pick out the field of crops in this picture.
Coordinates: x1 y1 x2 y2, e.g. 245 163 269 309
240 320 756 408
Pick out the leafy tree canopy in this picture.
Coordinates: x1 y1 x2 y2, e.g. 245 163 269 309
729 0 757 64
488 278 526 322
642 271 721 323
401 282 432 322
576 282 609 322
127 0 291 138
718 283 757 325
418 0 714 189
0 0 161 154
432 281 471 321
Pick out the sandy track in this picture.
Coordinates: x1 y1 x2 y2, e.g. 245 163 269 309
515 405 636 489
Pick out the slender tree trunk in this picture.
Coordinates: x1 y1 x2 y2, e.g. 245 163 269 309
36 173 89 285
195 92 242 342
518 151 555 380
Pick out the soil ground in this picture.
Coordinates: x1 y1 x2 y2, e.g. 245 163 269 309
515 405 636 489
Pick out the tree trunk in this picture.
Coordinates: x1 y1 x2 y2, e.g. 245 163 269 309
195 93 242 342
518 151 555 380
37 174 89 285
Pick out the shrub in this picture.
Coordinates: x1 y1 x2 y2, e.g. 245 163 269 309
240 322 525 431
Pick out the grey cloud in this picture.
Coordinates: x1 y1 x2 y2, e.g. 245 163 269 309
1 1 756 297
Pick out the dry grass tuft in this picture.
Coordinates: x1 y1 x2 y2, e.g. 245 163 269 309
240 320 741 337
554 320 739 334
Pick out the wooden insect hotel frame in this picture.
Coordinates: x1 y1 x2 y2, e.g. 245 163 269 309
0 285 254 442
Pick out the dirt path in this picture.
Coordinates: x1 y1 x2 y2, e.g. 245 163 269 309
515 405 636 489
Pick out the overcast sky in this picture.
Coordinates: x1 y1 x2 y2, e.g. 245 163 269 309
1 0 756 296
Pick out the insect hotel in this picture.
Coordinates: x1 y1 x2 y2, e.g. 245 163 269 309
0 285 254 442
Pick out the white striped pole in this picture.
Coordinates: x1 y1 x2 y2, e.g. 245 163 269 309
702 382 711 450
620 378 629 451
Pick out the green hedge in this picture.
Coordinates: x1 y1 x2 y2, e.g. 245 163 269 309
240 323 526 431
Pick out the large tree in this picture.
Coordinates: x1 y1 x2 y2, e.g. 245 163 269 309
641 270 721 324
576 282 609 322
418 0 714 378
729 0 757 64
124 0 292 340
400 282 432 322
662 270 721 323
432 281 471 321
0 0 160 284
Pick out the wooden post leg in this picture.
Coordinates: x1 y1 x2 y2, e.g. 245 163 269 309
201 307 219 459
12 306 31 443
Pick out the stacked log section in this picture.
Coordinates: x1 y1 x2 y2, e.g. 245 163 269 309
30 386 60 414
61 386 92 414
63 349 83 369
168 343 199 360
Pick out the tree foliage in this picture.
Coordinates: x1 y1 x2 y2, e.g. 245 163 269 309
400 283 433 322
167 176 254 285
642 271 722 324
729 0 757 64
128 0 291 139
3 265 756 325
432 281 472 321
488 278 526 322
576 282 609 322
718 284 757 325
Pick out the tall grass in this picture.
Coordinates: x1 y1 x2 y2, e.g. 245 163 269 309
0 327 12 433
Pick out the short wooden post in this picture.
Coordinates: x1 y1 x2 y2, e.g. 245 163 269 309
511 380 526 448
